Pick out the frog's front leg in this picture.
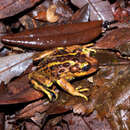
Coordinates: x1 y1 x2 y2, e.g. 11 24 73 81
56 78 88 101
33 47 65 61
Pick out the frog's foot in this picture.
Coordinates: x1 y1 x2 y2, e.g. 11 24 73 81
31 80 58 101
47 86 59 100
56 78 88 101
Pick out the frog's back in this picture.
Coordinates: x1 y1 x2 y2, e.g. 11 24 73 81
37 51 91 81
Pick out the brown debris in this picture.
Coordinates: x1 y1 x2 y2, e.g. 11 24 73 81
28 0 73 24
46 5 60 23
25 122 40 130
15 100 50 120
111 0 130 22
0 0 41 19
0 113 5 130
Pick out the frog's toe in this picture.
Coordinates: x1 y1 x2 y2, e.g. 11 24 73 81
74 92 88 101
75 86 89 101
76 86 89 92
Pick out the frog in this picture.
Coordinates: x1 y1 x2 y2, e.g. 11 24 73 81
28 44 98 101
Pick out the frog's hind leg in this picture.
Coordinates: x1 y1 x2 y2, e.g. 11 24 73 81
56 78 88 101
29 73 58 101
31 80 53 101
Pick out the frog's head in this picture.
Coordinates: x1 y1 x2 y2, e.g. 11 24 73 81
69 53 98 78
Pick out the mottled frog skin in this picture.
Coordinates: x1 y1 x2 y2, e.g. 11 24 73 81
28 45 98 101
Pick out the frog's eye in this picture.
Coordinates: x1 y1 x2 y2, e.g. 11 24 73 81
82 64 91 71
